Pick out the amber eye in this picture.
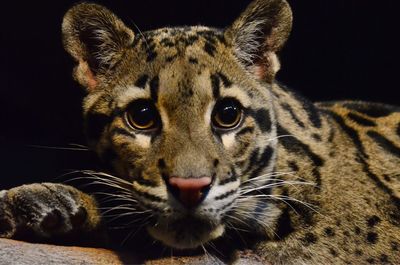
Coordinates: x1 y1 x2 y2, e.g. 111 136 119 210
126 100 159 130
212 98 242 129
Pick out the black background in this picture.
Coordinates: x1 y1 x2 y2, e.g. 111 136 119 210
0 0 398 189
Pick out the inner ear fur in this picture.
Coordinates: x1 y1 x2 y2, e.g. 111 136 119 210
225 0 292 82
62 3 135 90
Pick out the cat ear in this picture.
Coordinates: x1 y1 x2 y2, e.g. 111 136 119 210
225 0 292 82
62 3 135 91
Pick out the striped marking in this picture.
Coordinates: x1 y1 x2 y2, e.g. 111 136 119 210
278 125 324 187
249 109 272 132
347 113 376 127
397 123 400 137
249 146 274 180
215 189 237 201
281 103 305 128
219 174 238 186
236 126 254 137
367 131 400 158
343 102 399 118
357 153 400 210
327 111 369 159
210 74 220 99
150 76 160 102
281 86 322 128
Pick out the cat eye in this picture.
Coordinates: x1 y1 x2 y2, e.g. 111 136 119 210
212 98 242 129
125 100 160 130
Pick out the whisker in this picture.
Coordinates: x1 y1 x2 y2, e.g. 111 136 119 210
27 144 89 151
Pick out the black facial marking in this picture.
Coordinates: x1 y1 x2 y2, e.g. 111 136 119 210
147 50 158 62
215 189 236 200
217 72 232 88
186 35 199 45
324 227 335 237
160 38 174 47
312 133 322 142
210 74 220 99
85 113 111 141
275 208 294 239
204 42 216 56
367 130 400 158
213 159 219 167
367 215 381 228
150 76 160 102
249 146 274 181
302 232 318 246
188 57 198 64
166 55 178 62
134 74 149 89
158 159 166 169
343 102 399 118
329 248 338 257
347 113 376 127
281 103 305 128
236 126 254 137
253 109 272 132
288 161 299 172
219 174 237 186
366 232 378 244
243 148 260 175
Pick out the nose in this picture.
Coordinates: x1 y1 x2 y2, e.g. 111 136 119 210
168 177 212 208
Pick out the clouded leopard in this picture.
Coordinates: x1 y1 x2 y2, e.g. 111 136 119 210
0 0 399 264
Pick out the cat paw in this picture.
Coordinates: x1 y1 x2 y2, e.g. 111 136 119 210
0 183 100 239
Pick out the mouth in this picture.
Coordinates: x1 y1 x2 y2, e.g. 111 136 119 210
147 216 225 249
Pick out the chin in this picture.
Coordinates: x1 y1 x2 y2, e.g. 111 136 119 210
147 218 225 249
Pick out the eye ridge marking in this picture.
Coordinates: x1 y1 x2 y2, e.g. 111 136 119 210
150 76 160 102
135 74 149 89
210 74 220 99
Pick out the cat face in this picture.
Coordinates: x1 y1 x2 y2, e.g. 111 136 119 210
62 0 291 248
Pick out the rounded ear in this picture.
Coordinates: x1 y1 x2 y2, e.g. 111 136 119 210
62 3 135 91
225 0 292 82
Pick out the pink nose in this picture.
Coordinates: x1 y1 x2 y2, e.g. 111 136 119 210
168 177 212 208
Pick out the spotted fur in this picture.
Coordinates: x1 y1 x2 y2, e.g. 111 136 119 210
0 0 399 264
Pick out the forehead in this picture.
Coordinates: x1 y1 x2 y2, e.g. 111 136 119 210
137 26 227 61
108 26 265 111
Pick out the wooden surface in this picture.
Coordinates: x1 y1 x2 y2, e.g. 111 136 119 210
0 238 267 265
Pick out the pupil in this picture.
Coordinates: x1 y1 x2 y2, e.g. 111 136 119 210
136 107 152 126
221 105 237 124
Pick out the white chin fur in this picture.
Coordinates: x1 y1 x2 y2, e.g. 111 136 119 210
147 224 225 249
